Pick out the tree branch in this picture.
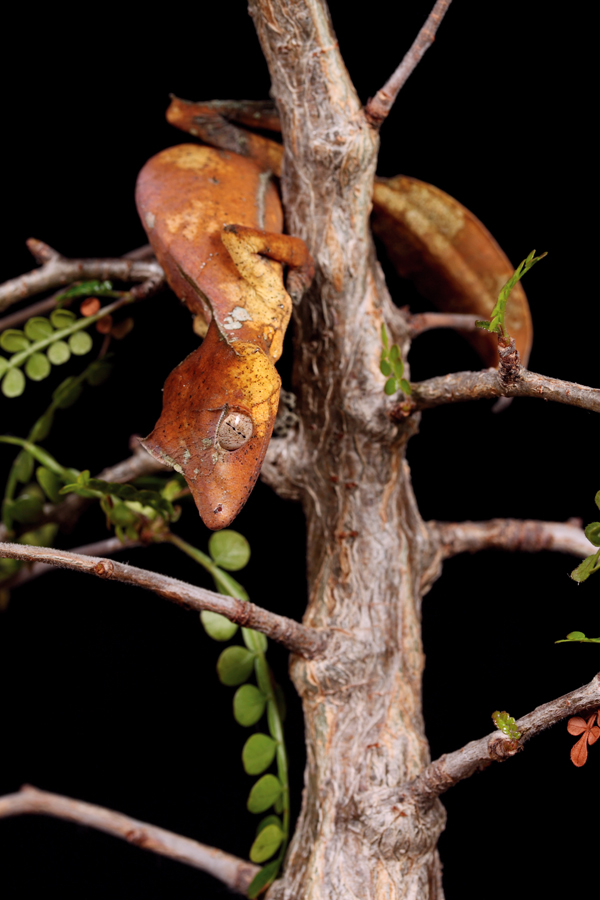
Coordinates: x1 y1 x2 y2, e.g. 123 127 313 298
365 0 453 127
0 239 164 313
0 785 258 894
399 673 600 807
406 310 482 337
392 367 600 417
0 542 329 658
429 518 593 561
1 536 142 590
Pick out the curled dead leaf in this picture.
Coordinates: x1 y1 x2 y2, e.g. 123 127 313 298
372 175 533 367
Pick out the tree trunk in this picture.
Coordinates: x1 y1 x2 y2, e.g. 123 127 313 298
251 2 446 895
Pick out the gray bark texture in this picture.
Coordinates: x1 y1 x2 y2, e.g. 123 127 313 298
251 2 446 895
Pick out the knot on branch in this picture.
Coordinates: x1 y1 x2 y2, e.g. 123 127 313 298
498 338 521 386
488 734 522 761
94 559 115 578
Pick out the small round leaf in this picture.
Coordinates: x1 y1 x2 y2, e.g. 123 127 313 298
380 359 392 376
69 331 93 355
0 329 30 353
52 376 83 408
24 317 54 341
0 356 9 377
247 774 282 814
47 341 71 365
14 450 34 484
216 646 255 686
242 733 278 775
85 360 112 386
25 352 51 381
208 530 251 570
233 684 267 727
29 412 54 442
50 308 77 329
11 492 44 524
584 522 600 547
200 610 239 641
247 860 280 900
384 377 397 396
256 815 282 836
2 367 26 398
566 631 586 641
243 628 267 655
249 823 284 863
37 466 63 504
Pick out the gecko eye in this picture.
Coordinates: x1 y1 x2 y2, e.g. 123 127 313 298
217 411 253 450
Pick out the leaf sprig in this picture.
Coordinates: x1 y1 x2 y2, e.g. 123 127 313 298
0 291 132 398
380 323 411 396
476 249 546 341
167 531 290 898
491 710 521 741
569 491 600 583
555 631 600 645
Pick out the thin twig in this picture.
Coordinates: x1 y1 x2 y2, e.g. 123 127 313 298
0 785 258 894
396 673 600 808
0 542 330 659
406 310 482 337
1 536 142 590
429 518 593 561
0 239 164 313
365 0 453 127
392 367 600 418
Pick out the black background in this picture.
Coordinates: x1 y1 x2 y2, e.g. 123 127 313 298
1 2 597 897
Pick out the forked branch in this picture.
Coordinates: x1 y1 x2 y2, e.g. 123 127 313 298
393 367 600 417
0 542 330 658
402 673 600 807
0 785 258 895
0 239 164 313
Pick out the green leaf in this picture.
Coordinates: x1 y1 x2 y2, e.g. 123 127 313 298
571 553 600 583
36 466 63 503
18 522 58 547
208 530 251 571
384 377 397 396
380 359 392 376
556 631 600 644
0 557 21 581
29 412 54 442
216 645 255 686
200 610 239 641
233 684 267 726
247 774 282 814
256 815 283 836
69 331 93 356
595 491 600 512
10 491 44 524
25 352 51 381
0 329 30 353
211 566 249 602
274 793 284 815
24 317 54 341
381 322 389 350
0 356 8 377
243 733 278 775
584 522 600 547
246 859 281 899
50 308 77 329
52 377 83 408
47 341 71 365
389 344 400 362
85 359 112 386
56 279 113 301
2 368 26 398
391 359 404 380
491 710 521 740
249 823 284 863
475 319 491 330
13 450 34 484
243 627 267 655
400 379 412 396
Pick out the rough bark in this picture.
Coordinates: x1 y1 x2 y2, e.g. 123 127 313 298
249 2 446 896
